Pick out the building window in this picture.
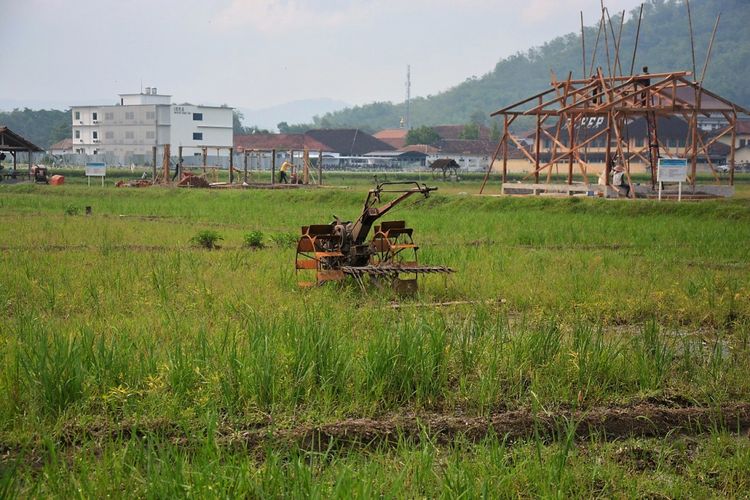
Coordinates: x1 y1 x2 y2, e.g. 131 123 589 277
193 132 203 140
105 112 114 120
634 137 644 148
74 111 80 120
740 139 747 148
92 131 98 139
146 131 155 139
125 111 135 120
92 112 98 121
193 113 203 121
146 111 155 120
105 131 114 139
125 131 134 139
75 130 80 139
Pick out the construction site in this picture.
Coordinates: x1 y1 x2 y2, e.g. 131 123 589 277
2 0 750 497
480 3 748 200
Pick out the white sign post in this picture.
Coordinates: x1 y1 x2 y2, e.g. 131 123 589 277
657 158 688 202
85 162 107 187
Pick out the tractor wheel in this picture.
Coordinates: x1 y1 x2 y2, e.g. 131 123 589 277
295 226 345 287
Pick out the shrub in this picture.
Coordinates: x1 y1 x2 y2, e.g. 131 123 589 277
190 230 223 249
243 230 264 249
270 231 298 248
64 204 80 216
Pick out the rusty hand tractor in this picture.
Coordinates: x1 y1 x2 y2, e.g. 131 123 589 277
295 182 454 293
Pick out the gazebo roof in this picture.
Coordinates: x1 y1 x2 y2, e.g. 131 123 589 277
0 126 44 152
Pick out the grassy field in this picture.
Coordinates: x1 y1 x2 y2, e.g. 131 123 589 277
1 177 749 497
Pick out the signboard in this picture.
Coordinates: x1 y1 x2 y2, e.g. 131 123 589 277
657 158 688 201
85 162 106 177
85 162 106 186
657 158 687 183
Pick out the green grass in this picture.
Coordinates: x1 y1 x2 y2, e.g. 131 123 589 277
0 179 749 496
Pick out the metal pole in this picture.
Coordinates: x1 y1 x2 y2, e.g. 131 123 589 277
152 146 157 183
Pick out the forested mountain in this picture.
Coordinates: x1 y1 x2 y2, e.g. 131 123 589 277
311 0 750 131
0 109 70 149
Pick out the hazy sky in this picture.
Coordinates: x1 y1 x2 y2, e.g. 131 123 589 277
1 0 644 110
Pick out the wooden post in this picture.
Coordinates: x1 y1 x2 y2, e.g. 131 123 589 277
162 144 171 184
303 148 309 185
604 114 612 188
567 115 574 185
534 96 541 183
12 151 17 174
271 149 276 185
318 151 323 185
152 146 157 183
229 147 234 184
28 149 33 178
729 112 737 186
502 115 508 184
243 151 248 184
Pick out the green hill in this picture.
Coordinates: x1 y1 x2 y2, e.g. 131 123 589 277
0 108 71 149
315 0 750 131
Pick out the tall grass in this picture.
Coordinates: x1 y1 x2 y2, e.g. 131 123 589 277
1 180 749 494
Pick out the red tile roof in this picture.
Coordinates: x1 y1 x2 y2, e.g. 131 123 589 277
49 138 73 151
234 134 328 152
399 144 440 155
736 120 750 135
374 128 408 149
305 129 394 156
436 139 495 156
433 125 491 140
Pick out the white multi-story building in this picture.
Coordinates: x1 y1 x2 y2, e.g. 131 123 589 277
71 88 233 162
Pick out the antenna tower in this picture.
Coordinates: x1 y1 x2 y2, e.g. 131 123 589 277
405 65 411 130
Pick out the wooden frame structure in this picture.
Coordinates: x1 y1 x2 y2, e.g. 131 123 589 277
479 70 749 197
178 145 234 185
239 148 324 187
0 127 44 181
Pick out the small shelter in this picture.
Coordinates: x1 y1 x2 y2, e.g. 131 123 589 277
0 127 44 180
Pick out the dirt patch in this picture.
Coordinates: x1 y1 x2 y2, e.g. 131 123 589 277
4 402 749 465
280 402 750 452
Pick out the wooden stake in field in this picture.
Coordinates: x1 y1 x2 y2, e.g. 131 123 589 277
162 144 171 184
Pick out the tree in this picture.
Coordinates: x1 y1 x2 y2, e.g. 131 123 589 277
459 123 480 140
470 110 487 126
490 120 501 142
405 126 441 146
233 110 246 135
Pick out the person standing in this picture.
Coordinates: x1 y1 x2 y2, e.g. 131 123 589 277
279 159 292 183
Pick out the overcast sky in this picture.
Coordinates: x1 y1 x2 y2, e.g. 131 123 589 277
1 0 644 110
